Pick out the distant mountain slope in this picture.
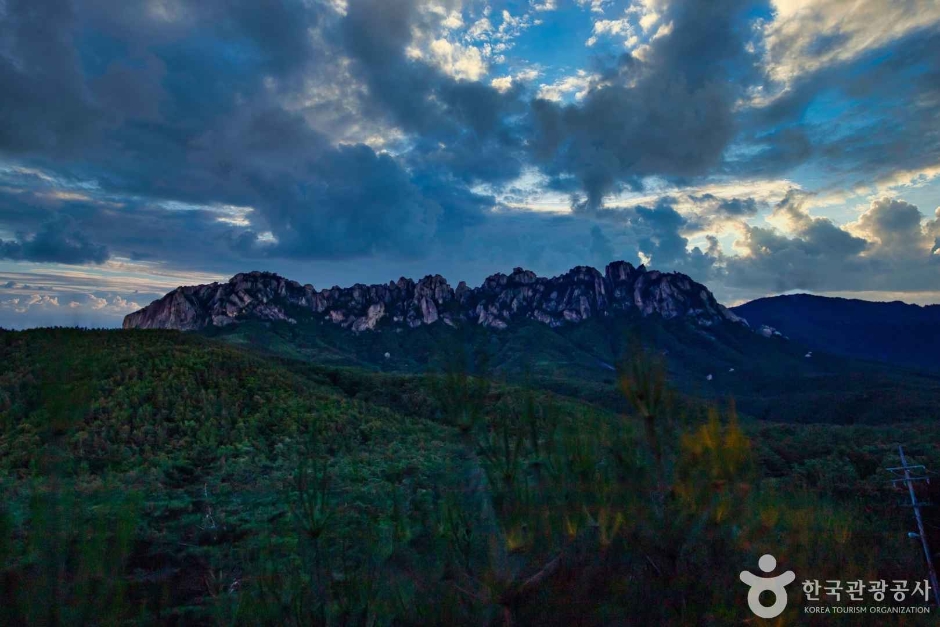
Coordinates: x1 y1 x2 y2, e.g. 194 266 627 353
119 267 940 424
732 294 940 372
202 309 940 425
123 262 746 333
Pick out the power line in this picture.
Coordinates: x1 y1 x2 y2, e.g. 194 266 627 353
888 445 940 607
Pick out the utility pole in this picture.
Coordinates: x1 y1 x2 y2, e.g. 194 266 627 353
888 445 940 606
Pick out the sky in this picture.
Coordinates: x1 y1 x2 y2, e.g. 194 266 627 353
1 0 939 328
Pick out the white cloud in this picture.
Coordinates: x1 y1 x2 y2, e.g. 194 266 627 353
410 5 539 78
0 289 142 326
89 294 108 310
490 76 514 92
30 294 57 307
402 2 545 82
441 10 464 30
537 70 597 102
650 20 672 40
631 43 652 62
586 18 634 47
638 10 660 32
495 9 533 45
0 262 222 298
865 165 940 197
789 165 940 212
516 68 541 82
428 38 487 80
325 0 348 16
76 293 142 313
467 17 494 40
490 67 541 92
1 293 60 314
577 0 612 13
530 0 558 11
460 8 537 66
762 0 940 86
111 295 142 312
846 197 938 257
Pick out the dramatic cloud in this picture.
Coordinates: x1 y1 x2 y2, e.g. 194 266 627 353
0 0 939 327
0 0 100 155
737 19 940 189
586 18 635 47
852 198 932 257
0 216 109 264
531 0 762 209
762 0 940 85
536 71 598 102
725 193 940 294
690 194 759 218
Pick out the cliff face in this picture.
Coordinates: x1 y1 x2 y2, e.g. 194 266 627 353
123 261 747 332
122 272 315 331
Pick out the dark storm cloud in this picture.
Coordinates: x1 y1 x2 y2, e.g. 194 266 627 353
0 0 322 153
0 0 100 154
575 198 724 283
620 202 692 266
616 201 720 282
0 215 109 264
340 0 511 138
260 142 443 259
589 224 614 266
340 0 438 133
690 194 760 217
0 0 503 265
340 0 527 187
0 185 248 271
0 0 938 313
530 0 762 209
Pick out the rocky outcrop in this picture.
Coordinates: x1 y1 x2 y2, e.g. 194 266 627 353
123 272 315 331
123 262 750 333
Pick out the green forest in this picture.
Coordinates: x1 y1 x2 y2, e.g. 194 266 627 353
2 328 940 625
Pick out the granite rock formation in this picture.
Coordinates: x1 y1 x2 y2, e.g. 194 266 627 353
123 262 748 332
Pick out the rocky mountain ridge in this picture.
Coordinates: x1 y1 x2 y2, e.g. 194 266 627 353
123 261 748 332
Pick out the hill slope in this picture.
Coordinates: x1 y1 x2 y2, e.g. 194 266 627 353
119 264 940 425
732 294 940 372
4 329 940 624
0 328 469 622
208 311 940 425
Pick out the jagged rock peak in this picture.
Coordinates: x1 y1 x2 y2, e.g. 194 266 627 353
123 261 749 333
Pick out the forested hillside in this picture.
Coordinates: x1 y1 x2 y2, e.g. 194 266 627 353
2 329 940 624
208 312 940 425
